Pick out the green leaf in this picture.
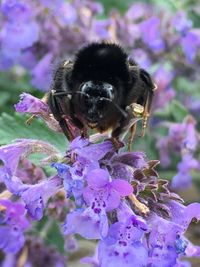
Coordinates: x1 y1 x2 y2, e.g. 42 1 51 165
0 112 67 152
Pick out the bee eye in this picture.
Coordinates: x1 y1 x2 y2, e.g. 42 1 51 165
103 83 114 99
79 81 114 100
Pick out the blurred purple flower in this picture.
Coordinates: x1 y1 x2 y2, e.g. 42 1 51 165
40 0 63 9
157 116 198 171
173 12 193 35
1 21 39 50
140 17 165 52
156 138 171 167
130 49 152 69
154 66 174 91
31 53 53 91
181 32 200 63
172 154 199 189
92 19 112 40
0 199 29 253
55 2 77 26
1 0 32 22
125 3 147 21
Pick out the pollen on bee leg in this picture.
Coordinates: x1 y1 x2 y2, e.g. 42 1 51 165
128 194 149 216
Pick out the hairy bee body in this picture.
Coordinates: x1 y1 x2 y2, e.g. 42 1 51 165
48 43 156 148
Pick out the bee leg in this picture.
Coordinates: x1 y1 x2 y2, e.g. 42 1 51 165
81 127 88 139
48 90 75 141
127 123 137 151
110 137 124 151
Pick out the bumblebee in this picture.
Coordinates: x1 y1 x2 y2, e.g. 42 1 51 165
48 42 156 149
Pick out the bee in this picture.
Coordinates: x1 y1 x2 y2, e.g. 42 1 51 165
48 42 156 150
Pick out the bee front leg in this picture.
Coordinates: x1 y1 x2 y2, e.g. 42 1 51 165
111 104 143 151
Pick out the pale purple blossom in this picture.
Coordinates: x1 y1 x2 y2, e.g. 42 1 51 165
140 17 165 52
0 199 29 253
15 93 50 114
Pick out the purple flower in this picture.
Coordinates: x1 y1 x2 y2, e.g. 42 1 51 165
92 19 112 40
83 169 133 212
21 175 62 220
64 167 132 240
0 140 32 175
0 139 59 176
69 136 89 151
125 3 146 21
52 162 85 205
0 199 29 253
74 140 114 163
154 66 174 92
130 49 152 69
1 21 39 50
167 200 200 231
0 139 62 219
181 32 200 63
1 0 32 22
98 215 148 267
105 151 147 181
148 214 183 266
31 53 53 91
147 201 200 266
173 12 193 35
15 94 62 132
55 2 77 26
15 93 50 114
156 138 171 167
172 154 199 189
40 0 64 10
140 17 165 52
63 207 108 239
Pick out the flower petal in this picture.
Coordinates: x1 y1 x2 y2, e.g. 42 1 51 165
111 179 133 197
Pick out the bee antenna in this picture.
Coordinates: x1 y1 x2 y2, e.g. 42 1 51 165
99 97 127 118
51 91 90 98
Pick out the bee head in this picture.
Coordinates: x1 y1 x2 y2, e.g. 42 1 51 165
78 81 115 123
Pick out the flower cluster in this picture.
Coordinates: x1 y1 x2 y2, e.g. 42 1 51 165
1 0 200 190
0 93 200 266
